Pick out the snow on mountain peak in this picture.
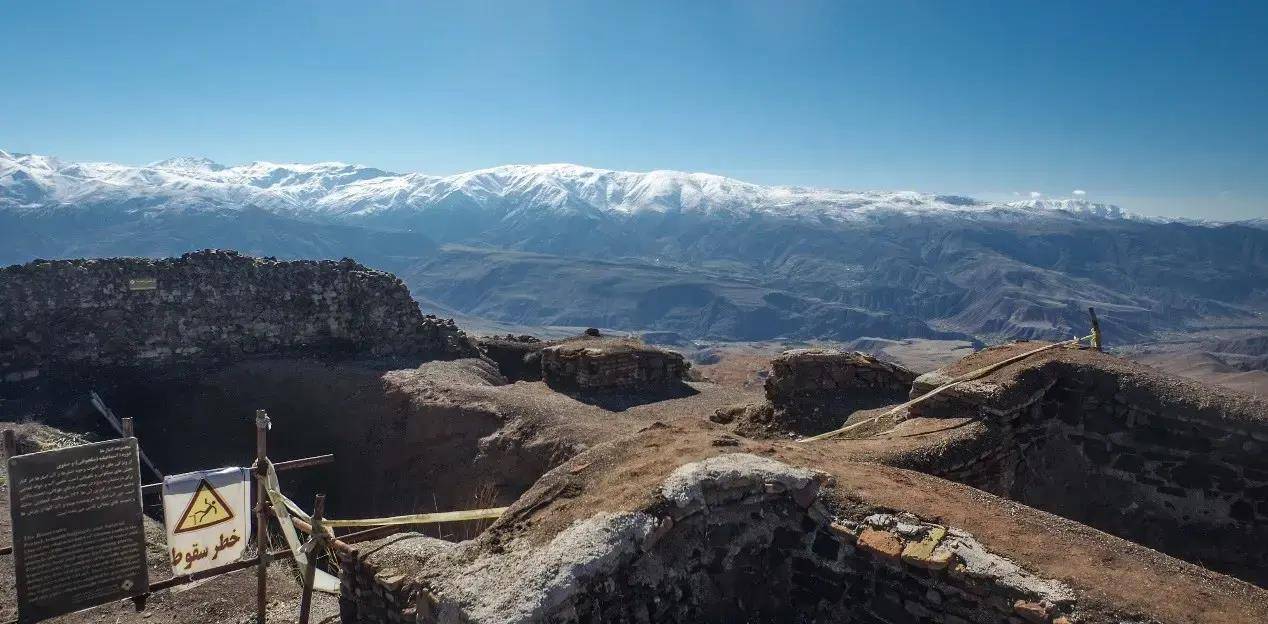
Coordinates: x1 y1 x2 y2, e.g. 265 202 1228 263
150 156 226 173
1007 197 1135 220
0 148 1154 225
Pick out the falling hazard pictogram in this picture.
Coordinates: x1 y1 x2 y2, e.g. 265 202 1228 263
173 479 236 533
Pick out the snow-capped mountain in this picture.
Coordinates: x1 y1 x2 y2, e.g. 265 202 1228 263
0 150 1144 224
3 149 1265 345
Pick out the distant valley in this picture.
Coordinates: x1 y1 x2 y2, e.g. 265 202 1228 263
3 150 1267 362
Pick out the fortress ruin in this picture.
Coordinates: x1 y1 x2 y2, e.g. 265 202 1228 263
1 251 1265 624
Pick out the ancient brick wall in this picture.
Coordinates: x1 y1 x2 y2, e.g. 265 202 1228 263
341 455 1090 624
538 501 1074 624
540 340 686 391
907 356 1268 585
733 349 917 437
764 349 917 405
0 250 476 385
339 551 418 624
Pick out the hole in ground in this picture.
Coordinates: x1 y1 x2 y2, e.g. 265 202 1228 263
29 358 559 539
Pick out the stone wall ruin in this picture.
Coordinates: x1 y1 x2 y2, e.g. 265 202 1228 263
0 250 476 388
540 338 687 392
905 347 1268 586
339 455 1099 624
721 349 917 437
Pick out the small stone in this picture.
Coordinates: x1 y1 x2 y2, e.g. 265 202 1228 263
828 521 859 542
1013 600 1051 624
792 481 819 508
901 526 950 569
857 528 904 563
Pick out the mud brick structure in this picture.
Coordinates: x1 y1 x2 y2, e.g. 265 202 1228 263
540 338 687 391
0 250 475 385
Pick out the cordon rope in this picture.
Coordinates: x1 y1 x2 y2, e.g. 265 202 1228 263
798 334 1096 443
321 508 509 529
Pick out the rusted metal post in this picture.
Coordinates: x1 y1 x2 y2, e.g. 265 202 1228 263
119 417 150 611
298 493 325 624
1088 307 1103 352
254 410 271 624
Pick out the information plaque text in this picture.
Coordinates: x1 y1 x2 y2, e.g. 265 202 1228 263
8 438 150 623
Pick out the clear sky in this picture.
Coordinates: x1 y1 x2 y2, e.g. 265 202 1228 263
2 1 1265 219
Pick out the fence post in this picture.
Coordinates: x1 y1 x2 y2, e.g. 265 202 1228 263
298 493 326 624
255 410 271 624
2 428 15 465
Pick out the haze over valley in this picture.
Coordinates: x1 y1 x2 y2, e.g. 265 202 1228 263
5 150 1267 349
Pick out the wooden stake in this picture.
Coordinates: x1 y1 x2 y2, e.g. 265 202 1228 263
2 429 15 465
255 410 270 624
3 429 15 558
298 493 325 624
91 392 163 479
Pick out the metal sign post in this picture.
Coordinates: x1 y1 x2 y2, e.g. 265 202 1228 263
254 410 271 624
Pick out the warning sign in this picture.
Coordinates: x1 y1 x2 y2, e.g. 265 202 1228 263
173 479 235 533
162 468 251 575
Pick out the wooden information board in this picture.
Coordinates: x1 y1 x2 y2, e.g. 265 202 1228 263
8 438 150 623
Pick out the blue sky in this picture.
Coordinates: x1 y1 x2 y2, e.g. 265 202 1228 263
2 1 1265 219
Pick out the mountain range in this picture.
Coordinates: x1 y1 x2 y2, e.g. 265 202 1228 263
3 149 1266 345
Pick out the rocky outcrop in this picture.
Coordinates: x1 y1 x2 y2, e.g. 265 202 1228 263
0 250 476 385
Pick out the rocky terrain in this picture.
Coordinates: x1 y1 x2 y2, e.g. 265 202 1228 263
2 253 1267 624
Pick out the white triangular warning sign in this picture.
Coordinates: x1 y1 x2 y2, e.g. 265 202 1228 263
173 479 235 533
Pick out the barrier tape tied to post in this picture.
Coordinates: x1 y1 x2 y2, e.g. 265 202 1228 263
800 334 1096 443
321 507 509 529
260 458 340 595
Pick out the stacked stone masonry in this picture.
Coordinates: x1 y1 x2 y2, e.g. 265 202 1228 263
735 349 917 437
540 339 687 391
908 352 1268 586
0 250 476 384
340 553 418 624
764 349 918 406
341 455 1095 624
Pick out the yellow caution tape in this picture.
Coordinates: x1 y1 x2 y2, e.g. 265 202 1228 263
800 334 1094 443
322 507 509 529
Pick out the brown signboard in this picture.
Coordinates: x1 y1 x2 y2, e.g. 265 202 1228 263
8 438 150 623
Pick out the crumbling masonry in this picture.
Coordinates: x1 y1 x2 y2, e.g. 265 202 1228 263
3 252 1266 624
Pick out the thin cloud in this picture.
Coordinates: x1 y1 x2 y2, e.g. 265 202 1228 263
1029 191 1042 199
1072 189 1086 197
